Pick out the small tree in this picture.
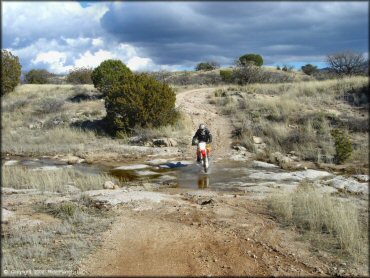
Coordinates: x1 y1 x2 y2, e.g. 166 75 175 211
301 64 318 76
91 59 133 96
219 69 233 83
105 73 177 134
238 53 263 67
1 50 22 95
327 50 365 75
276 65 281 70
195 61 220 71
331 129 353 164
25 69 53 84
232 64 263 85
66 67 93 84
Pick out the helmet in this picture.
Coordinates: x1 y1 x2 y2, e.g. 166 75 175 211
199 124 206 130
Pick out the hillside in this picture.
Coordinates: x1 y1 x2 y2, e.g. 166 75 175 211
2 76 369 276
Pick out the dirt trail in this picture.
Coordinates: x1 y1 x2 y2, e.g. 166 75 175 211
77 88 339 276
176 87 232 158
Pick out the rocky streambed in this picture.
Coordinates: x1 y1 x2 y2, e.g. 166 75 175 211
2 155 368 208
2 155 369 276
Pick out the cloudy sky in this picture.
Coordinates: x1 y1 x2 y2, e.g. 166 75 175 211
3 1 368 73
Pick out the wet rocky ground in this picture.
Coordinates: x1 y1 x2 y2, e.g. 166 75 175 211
1 155 369 276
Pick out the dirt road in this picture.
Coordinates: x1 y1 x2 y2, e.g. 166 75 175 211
77 88 343 276
176 87 232 158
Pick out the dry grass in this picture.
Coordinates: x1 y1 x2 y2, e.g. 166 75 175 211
132 112 193 143
2 84 191 157
212 76 368 165
2 198 115 275
2 165 120 192
267 182 368 263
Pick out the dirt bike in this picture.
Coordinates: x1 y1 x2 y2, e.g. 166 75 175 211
197 142 210 173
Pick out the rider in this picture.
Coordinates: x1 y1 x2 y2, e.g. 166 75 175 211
192 124 212 163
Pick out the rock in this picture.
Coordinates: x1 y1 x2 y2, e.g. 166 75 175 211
233 145 247 151
146 159 169 166
142 183 159 191
1 187 41 195
65 184 81 194
2 208 15 223
253 136 263 144
353 175 369 182
154 175 177 183
198 198 213 205
3 160 18 166
324 176 368 194
128 136 145 145
103 181 115 189
32 165 72 171
114 164 150 170
113 185 120 190
44 196 72 206
270 152 293 164
152 138 178 147
252 161 278 169
83 189 173 208
249 169 332 182
60 155 85 164
230 150 253 161
135 170 158 176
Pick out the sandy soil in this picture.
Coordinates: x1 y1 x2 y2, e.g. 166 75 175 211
77 192 336 276
76 88 359 276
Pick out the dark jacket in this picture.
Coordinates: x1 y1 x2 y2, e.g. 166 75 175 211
192 128 212 144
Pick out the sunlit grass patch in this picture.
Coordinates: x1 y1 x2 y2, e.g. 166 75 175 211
267 182 368 263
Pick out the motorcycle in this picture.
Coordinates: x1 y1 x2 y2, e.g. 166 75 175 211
197 141 210 173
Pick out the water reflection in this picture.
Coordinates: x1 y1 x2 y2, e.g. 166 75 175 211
197 175 209 189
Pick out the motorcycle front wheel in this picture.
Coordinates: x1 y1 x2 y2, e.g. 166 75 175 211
203 157 208 173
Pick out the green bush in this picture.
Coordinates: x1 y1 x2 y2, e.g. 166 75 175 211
91 59 133 95
238 53 263 67
25 69 53 84
195 61 219 71
105 73 177 134
66 67 93 84
1 50 22 95
219 69 233 83
301 64 318 76
331 129 353 164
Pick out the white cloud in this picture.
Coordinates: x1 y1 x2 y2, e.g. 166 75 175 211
74 50 115 68
92 38 104 47
32 51 72 73
3 2 109 47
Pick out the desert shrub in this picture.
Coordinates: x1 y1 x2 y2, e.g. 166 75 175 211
276 66 281 70
327 50 366 75
1 49 22 95
66 67 93 84
91 59 133 95
25 69 53 84
232 64 264 85
195 61 219 71
301 64 319 76
238 53 263 67
331 128 353 164
35 98 64 114
220 69 233 83
105 73 177 134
